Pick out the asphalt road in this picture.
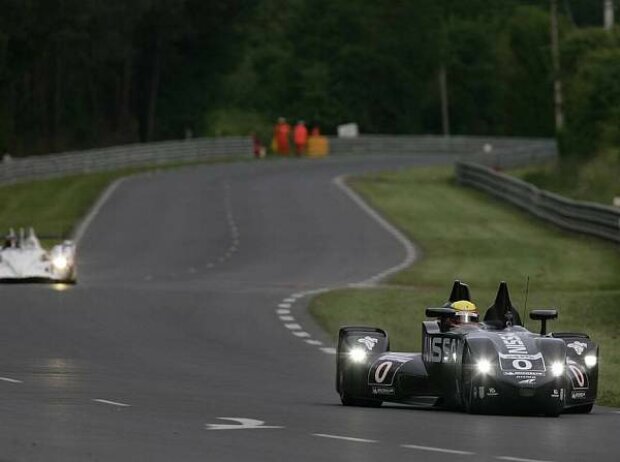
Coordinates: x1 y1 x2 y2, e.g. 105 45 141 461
0 155 618 462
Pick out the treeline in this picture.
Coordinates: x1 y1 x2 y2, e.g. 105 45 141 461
0 0 613 156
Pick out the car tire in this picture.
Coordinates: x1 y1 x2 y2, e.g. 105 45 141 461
564 403 594 414
461 348 481 414
338 369 381 408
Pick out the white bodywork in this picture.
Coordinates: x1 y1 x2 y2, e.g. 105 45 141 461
0 228 77 283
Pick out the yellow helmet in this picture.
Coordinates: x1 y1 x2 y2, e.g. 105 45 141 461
450 300 479 323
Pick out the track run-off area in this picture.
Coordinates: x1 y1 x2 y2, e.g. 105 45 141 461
0 155 619 461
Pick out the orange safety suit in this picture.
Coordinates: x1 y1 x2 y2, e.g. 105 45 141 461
294 122 308 156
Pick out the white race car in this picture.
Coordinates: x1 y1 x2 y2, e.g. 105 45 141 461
0 228 77 283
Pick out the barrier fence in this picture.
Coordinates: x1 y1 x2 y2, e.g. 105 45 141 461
0 134 557 185
0 137 253 185
455 161 620 244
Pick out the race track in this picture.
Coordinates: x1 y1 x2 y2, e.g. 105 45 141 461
0 155 618 461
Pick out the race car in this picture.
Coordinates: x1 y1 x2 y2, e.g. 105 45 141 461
336 281 598 416
0 228 77 283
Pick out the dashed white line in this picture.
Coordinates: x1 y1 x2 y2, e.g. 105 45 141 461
92 399 131 408
496 457 555 462
305 339 323 346
276 309 290 315
312 433 377 444
0 377 22 384
278 303 292 309
292 331 311 338
279 315 295 321
320 347 337 355
401 444 474 456
285 323 302 330
283 298 296 303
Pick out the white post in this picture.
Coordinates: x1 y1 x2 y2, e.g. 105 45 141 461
604 0 615 30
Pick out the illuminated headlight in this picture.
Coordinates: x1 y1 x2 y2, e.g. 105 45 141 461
348 347 368 363
52 255 69 270
476 358 492 375
551 361 565 377
584 355 597 368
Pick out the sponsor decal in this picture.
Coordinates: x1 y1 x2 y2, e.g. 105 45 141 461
357 336 379 350
371 386 395 396
518 378 536 385
498 333 528 354
487 387 499 397
567 341 587 356
571 391 587 400
551 389 560 398
426 337 460 364
499 352 546 375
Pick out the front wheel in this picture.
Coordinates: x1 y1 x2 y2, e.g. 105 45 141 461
338 369 381 408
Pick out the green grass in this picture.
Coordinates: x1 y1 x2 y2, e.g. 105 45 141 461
0 156 247 245
516 150 620 204
309 166 620 406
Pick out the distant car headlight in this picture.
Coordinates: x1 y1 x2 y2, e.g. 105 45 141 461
52 255 68 270
551 361 565 377
584 355 597 368
476 358 492 375
348 347 368 363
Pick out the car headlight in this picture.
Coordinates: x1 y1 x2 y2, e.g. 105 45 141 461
52 255 68 270
348 347 368 363
551 361 565 377
476 358 492 375
584 355 597 368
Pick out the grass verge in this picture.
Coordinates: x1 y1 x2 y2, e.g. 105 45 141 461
309 166 620 406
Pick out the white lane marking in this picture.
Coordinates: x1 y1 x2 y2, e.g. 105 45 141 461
320 347 337 355
205 418 283 431
305 339 323 346
293 331 311 338
279 315 295 321
92 399 131 408
283 298 296 303
496 457 555 462
278 303 292 309
401 444 474 456
73 178 126 245
285 323 302 330
276 309 290 315
0 377 22 384
333 175 418 286
312 433 377 444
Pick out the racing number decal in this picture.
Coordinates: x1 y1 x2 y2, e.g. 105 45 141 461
374 361 393 384
512 359 533 370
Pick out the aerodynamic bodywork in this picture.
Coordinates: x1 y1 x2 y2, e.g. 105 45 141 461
336 281 598 416
0 228 77 283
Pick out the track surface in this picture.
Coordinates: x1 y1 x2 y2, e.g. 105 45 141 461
0 156 618 462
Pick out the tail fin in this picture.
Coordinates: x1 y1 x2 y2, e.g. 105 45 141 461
483 281 522 327
448 280 471 303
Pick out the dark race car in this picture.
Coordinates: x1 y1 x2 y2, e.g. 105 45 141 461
336 281 598 416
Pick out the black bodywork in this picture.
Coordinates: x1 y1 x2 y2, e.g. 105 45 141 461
336 281 598 416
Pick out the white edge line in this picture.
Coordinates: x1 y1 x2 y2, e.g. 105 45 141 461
278 303 292 308
401 444 474 456
333 175 417 286
292 331 311 338
305 339 323 345
312 433 377 443
279 315 295 321
73 178 126 245
276 309 290 315
0 377 22 384
320 347 337 354
496 457 556 462
284 323 302 330
92 399 131 408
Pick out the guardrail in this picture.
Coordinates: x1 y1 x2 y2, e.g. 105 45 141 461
0 136 253 185
456 161 620 244
0 134 557 186
327 135 557 168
